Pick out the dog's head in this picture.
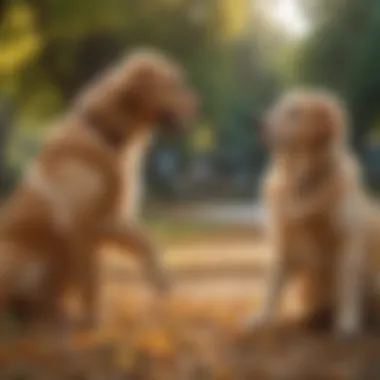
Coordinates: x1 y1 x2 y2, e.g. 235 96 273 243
263 90 347 176
78 49 198 141
119 51 199 132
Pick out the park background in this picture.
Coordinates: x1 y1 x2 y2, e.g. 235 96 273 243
2 0 380 202
1 0 380 378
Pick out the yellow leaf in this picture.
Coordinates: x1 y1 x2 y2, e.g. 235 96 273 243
0 2 42 75
220 0 250 40
137 329 173 357
191 123 215 152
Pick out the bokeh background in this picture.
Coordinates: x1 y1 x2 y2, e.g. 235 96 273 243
1 0 380 377
2 0 380 204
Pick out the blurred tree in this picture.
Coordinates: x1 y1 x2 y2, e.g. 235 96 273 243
297 0 380 156
0 0 285 198
0 0 257 126
0 96 12 195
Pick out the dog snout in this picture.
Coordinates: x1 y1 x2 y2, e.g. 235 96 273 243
183 89 200 118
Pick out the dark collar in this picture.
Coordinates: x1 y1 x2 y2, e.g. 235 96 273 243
79 109 125 149
296 163 335 196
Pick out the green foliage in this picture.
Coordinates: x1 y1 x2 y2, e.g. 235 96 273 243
0 0 282 146
0 0 290 195
0 1 41 94
296 0 380 150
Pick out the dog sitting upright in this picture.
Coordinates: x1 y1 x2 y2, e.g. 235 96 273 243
0 50 198 330
244 90 380 336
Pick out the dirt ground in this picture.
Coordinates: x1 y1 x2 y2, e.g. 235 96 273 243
1 226 379 379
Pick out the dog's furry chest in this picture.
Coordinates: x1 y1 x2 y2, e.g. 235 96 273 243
286 214 344 269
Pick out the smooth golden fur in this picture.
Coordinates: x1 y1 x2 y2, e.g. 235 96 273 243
0 50 197 330
246 90 380 336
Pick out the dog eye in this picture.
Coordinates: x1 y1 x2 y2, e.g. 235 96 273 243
278 136 295 151
164 79 182 93
271 129 295 151
285 105 301 120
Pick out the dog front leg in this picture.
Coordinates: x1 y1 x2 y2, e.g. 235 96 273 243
100 222 170 293
335 228 366 337
242 217 288 331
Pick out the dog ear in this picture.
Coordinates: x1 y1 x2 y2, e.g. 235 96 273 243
259 110 277 148
122 78 150 113
314 101 345 145
119 63 158 115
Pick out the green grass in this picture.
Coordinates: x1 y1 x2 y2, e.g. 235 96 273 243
143 217 230 241
142 216 263 244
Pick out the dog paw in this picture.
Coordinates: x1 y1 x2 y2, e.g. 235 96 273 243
335 315 362 340
76 314 100 332
154 275 172 295
238 313 270 335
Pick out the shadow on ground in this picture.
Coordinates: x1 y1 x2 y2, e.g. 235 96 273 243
1 304 379 379
0 227 379 379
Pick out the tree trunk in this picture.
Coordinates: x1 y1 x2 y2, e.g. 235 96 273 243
0 97 13 197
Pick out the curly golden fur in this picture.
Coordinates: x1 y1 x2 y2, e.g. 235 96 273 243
245 90 380 336
0 49 197 331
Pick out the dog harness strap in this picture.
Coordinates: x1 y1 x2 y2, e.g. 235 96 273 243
297 162 336 196
79 109 124 149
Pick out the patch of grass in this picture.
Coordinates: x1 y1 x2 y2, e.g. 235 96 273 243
143 217 231 242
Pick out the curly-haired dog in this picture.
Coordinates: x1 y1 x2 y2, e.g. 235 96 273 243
0 50 198 331
244 90 380 336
